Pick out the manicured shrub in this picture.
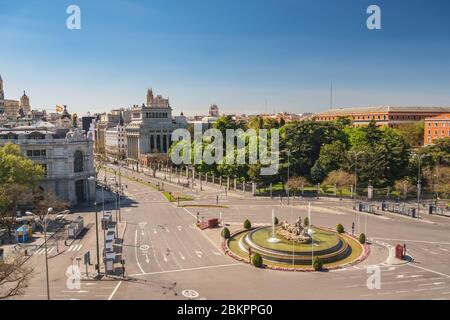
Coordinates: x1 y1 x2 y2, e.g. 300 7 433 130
303 217 309 227
221 227 230 239
313 257 323 271
273 216 279 226
243 219 252 229
359 233 366 244
336 224 344 234
252 253 263 268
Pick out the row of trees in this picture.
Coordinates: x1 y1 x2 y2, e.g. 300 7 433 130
169 116 449 200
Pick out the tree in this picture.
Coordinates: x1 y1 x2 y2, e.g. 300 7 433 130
359 233 366 244
318 141 349 175
252 253 263 268
394 179 414 201
243 219 251 229
336 224 344 234
313 257 323 271
310 160 326 184
323 170 355 197
0 253 33 299
287 176 307 194
0 144 44 239
395 122 424 147
221 227 230 239
281 121 348 180
30 189 70 229
434 166 450 200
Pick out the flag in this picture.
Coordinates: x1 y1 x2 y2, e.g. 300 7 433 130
56 105 63 113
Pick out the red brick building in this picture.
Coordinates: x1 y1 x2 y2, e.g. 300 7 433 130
314 106 450 128
424 113 450 146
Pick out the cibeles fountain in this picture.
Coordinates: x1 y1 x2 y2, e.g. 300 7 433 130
276 218 312 244
226 205 367 270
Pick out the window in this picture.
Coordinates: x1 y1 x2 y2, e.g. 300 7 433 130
74 150 84 173
27 150 33 157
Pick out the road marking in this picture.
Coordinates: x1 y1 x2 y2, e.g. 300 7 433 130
177 226 183 231
108 281 122 300
371 238 450 245
129 263 241 277
134 230 145 274
182 289 199 299
179 252 185 260
418 282 445 287
439 248 449 252
195 250 203 258
211 250 222 256
153 229 157 234
408 263 450 279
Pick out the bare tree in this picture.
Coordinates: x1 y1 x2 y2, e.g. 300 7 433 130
394 179 414 201
0 253 33 299
287 176 307 194
324 170 355 198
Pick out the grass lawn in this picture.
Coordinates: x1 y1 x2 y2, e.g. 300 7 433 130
162 191 193 202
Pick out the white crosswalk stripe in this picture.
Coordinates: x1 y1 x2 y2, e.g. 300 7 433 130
33 247 55 255
67 244 83 252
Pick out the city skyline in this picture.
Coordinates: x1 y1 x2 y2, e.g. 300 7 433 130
1 0 450 115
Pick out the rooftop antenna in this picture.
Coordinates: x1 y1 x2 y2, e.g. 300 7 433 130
330 81 333 110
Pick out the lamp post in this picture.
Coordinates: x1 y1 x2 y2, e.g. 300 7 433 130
413 154 427 219
286 150 291 205
88 176 100 276
27 208 53 300
350 151 364 209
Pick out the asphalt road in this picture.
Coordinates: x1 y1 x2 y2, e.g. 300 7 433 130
16 165 450 300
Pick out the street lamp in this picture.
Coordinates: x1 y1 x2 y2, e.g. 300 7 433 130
88 176 100 276
285 150 291 205
350 151 364 209
413 153 428 219
27 207 53 300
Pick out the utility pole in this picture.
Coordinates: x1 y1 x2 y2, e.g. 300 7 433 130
44 208 52 300
94 201 100 276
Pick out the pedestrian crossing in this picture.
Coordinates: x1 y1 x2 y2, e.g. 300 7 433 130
67 244 83 252
33 247 55 255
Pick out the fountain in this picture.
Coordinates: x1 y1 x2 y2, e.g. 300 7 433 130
267 209 280 243
226 202 365 268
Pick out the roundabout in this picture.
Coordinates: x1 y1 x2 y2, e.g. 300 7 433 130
225 221 368 271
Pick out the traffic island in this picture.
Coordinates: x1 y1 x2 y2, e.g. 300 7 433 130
224 225 369 272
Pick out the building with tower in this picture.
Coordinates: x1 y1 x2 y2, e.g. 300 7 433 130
20 90 31 114
0 74 30 119
125 88 187 167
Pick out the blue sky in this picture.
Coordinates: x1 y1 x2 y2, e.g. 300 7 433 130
1 0 450 116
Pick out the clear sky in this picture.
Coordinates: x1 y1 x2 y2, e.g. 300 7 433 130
1 0 450 116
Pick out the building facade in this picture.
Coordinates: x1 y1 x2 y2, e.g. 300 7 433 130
105 114 127 159
0 126 95 205
126 89 187 165
424 113 450 146
314 106 450 128
0 74 25 118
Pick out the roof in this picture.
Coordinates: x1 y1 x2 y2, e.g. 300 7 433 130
316 106 450 116
424 113 450 120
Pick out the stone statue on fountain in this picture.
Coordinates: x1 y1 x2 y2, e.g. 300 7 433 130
277 217 312 244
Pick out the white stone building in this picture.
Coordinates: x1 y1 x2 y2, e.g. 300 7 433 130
125 89 187 163
105 114 127 159
0 126 95 205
